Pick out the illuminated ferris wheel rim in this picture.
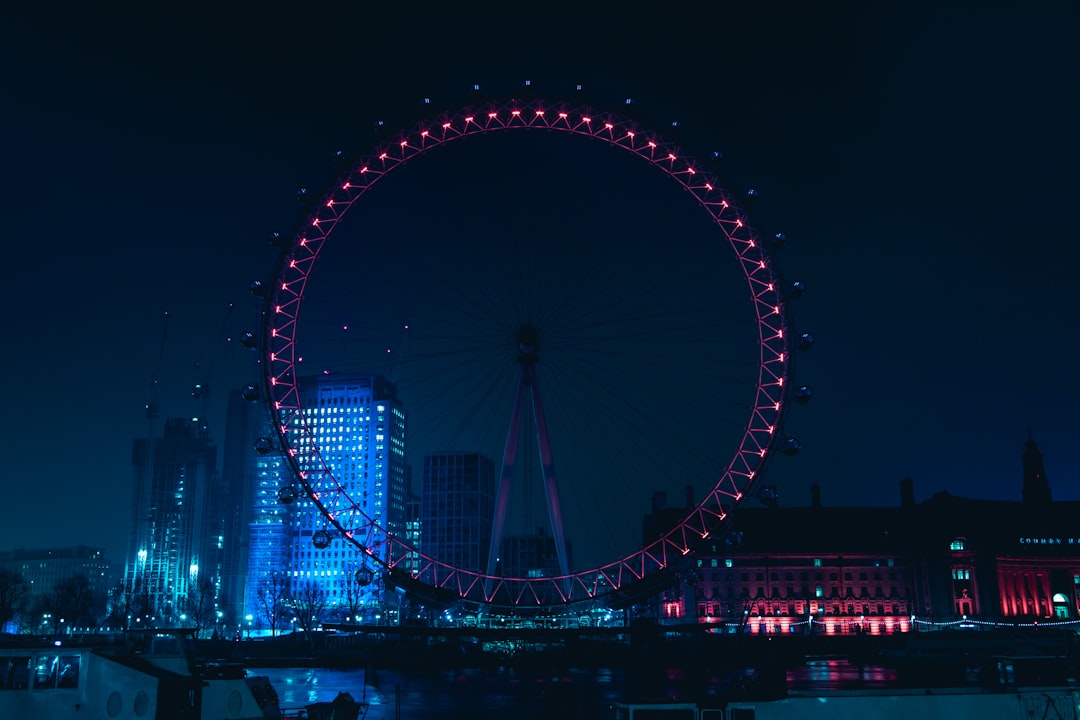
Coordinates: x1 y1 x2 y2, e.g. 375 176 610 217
261 97 791 608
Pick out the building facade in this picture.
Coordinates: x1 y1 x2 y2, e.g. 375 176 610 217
125 417 226 626
499 528 570 581
228 388 292 631
648 437 1080 635
673 499 918 635
403 488 422 578
419 451 496 574
285 374 407 621
0 546 114 631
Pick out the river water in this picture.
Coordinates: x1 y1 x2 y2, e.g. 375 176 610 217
251 665 624 719
252 659 894 719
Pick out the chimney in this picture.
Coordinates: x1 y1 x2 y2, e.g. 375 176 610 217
810 484 821 509
1022 434 1052 505
900 478 915 509
651 491 667 514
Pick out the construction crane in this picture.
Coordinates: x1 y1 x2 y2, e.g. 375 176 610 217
129 311 170 601
145 311 170 425
386 322 410 384
190 303 236 425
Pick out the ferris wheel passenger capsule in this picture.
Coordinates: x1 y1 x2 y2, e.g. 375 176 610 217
798 332 815 351
249 280 267 298
277 486 298 504
241 385 259 402
789 281 807 299
781 437 801 456
312 530 332 549
268 232 288 249
356 568 375 586
795 386 814 404
239 332 258 349
254 437 274 455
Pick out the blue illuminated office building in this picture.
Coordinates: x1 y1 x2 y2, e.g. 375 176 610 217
241 374 407 626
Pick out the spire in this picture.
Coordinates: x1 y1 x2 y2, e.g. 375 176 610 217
900 477 915 509
1022 431 1052 505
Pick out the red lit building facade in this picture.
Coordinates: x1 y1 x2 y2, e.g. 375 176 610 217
648 437 1080 634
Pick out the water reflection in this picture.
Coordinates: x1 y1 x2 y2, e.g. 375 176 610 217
250 666 623 720
253 659 899 718
261 666 368 708
787 658 897 691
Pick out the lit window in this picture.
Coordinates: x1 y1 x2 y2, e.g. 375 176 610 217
949 539 966 551
813 559 822 567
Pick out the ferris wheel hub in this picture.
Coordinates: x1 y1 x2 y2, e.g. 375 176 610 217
516 324 540 365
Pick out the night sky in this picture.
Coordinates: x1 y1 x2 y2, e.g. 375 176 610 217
4 4 1079 570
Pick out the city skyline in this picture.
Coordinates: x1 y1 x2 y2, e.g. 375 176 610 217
4 4 1079 569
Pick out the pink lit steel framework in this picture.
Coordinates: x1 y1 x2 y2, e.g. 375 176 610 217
486 325 571 584
261 98 791 608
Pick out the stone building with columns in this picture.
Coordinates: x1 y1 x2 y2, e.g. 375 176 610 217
647 436 1080 634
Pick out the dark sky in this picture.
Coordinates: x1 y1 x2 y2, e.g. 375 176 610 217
3 3 1078 569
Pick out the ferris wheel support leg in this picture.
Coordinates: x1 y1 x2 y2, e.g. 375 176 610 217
527 367 571 582
486 371 528 584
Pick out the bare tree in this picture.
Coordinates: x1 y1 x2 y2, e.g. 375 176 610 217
0 568 29 629
108 578 156 630
105 581 134 631
132 579 155 627
215 591 233 639
288 581 326 644
181 576 217 638
339 568 364 623
38 574 101 633
255 573 290 637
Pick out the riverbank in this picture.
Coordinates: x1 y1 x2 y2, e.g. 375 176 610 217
197 627 904 674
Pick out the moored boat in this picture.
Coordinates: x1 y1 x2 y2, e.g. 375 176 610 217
612 684 1080 720
0 629 281 719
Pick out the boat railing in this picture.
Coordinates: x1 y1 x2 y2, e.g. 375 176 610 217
609 701 725 720
279 692 368 720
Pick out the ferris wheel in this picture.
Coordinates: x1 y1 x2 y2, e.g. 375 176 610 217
252 91 804 610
